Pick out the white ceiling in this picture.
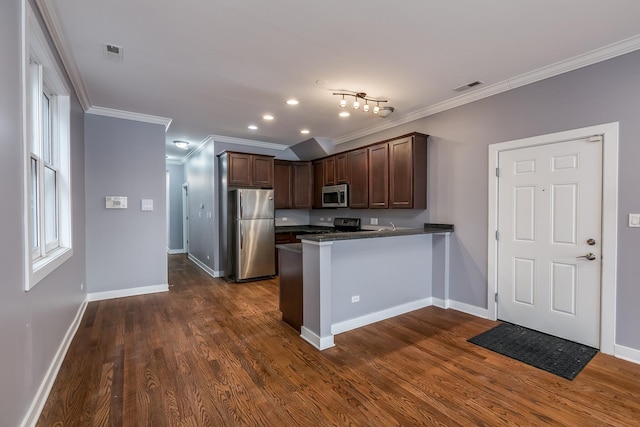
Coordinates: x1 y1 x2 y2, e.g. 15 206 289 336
41 0 640 160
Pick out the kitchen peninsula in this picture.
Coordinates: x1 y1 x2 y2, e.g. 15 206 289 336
298 224 453 350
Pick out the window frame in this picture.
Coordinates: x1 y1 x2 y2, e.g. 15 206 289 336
23 1 73 290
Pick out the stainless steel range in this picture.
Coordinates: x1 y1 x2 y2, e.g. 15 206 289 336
332 217 362 232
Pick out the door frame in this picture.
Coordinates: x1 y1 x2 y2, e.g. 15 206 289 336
488 122 619 355
182 183 189 254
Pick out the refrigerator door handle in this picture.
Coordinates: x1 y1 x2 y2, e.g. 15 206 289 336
239 191 243 219
240 223 244 250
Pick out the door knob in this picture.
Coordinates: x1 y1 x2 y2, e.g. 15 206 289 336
576 253 597 261
587 238 596 246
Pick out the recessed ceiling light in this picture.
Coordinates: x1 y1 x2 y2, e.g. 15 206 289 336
286 99 299 105
339 111 350 118
263 114 274 120
248 125 258 130
174 140 189 149
300 129 310 134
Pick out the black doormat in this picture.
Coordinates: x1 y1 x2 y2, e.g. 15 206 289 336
467 323 598 380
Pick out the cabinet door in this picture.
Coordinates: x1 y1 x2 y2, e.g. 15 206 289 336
323 156 336 185
335 153 348 183
292 162 312 209
228 153 253 186
252 155 274 188
347 148 369 208
368 143 389 208
312 160 323 209
389 137 414 208
274 161 292 209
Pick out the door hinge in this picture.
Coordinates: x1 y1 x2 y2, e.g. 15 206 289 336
495 230 500 241
496 167 500 177
495 293 498 302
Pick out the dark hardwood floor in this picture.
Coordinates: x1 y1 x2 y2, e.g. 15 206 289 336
38 254 640 426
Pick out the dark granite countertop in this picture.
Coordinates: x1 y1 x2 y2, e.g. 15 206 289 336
276 243 303 253
297 223 454 243
276 225 334 234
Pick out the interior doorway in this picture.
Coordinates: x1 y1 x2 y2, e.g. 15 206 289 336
488 123 619 354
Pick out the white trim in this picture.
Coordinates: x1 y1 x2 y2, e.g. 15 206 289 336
86 284 168 302
167 248 185 254
86 106 172 130
165 159 183 166
300 326 335 350
331 298 432 335
449 300 489 319
34 0 91 111
208 134 289 151
334 35 640 145
188 254 222 278
20 299 87 427
487 122 619 355
615 344 640 365
432 297 448 309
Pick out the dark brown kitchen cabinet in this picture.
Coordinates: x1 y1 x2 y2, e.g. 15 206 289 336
335 153 348 183
278 245 303 332
368 143 389 208
323 156 336 185
389 134 428 209
347 148 369 208
292 162 313 208
221 151 274 188
312 160 323 208
275 232 300 274
273 160 312 209
274 160 292 209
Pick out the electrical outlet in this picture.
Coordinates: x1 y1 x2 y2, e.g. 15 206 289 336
351 295 360 303
80 282 84 291
371 218 378 225
327 217 332 222
629 213 640 227
320 217 325 222
282 217 288 221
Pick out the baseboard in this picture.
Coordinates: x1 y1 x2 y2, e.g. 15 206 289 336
300 326 335 350
20 299 87 427
448 299 489 319
188 254 222 278
167 248 185 254
86 284 169 302
432 297 450 309
615 344 640 365
331 298 433 335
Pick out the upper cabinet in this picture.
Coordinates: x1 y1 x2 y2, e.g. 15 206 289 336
219 151 275 188
323 156 336 185
322 154 348 186
335 153 348 184
368 142 389 208
312 160 324 209
389 134 428 209
347 148 369 209
274 160 312 209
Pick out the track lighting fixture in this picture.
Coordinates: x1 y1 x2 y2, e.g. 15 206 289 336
332 91 392 117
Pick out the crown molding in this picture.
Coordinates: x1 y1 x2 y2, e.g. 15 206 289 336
208 134 290 151
35 0 91 111
334 34 640 145
165 159 184 166
86 106 173 130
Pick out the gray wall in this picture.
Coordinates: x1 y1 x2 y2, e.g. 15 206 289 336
167 162 185 251
321 50 640 351
0 0 87 424
85 115 167 293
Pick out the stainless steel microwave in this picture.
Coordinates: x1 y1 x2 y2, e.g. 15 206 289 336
322 184 348 208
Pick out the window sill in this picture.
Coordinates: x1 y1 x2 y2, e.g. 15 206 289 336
29 246 73 290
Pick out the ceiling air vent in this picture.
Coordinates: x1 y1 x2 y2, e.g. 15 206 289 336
103 44 123 62
453 80 484 92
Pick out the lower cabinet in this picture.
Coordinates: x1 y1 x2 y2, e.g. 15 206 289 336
275 232 300 274
278 246 303 332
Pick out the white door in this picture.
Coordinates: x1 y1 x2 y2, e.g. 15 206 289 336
497 136 602 347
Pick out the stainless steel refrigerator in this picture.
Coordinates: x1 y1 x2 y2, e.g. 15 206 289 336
227 188 275 282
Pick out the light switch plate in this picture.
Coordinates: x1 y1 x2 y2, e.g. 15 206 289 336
629 213 640 227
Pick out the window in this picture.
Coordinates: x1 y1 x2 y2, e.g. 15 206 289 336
24 2 72 289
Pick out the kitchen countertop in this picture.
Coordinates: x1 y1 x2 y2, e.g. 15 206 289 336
297 223 454 242
276 243 302 253
276 225 334 234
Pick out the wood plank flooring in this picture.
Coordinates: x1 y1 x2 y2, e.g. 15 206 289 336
38 254 640 426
